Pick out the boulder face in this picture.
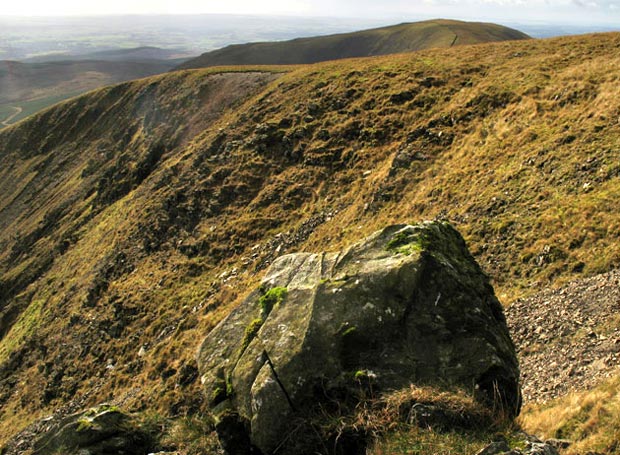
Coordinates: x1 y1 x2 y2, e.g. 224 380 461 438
33 405 153 455
198 221 521 454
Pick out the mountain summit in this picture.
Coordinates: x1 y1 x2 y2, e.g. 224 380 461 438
177 19 530 69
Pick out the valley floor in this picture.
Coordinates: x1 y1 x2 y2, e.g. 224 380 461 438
0 106 22 128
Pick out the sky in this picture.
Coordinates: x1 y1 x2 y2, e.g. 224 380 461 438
1 0 620 25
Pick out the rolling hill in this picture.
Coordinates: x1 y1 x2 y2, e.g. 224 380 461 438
21 46 194 64
1 31 620 454
177 19 530 69
0 58 182 129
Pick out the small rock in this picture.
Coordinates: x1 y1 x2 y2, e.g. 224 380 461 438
529 442 560 455
476 441 511 455
544 439 571 450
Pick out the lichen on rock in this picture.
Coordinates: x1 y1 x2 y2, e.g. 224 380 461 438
197 221 521 454
32 404 153 455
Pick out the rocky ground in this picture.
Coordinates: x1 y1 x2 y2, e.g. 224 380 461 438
506 269 620 404
5 269 620 454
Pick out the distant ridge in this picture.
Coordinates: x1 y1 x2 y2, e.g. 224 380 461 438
0 59 176 128
23 46 194 64
177 19 530 70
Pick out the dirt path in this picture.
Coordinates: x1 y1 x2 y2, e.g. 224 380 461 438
1 106 23 127
506 269 620 404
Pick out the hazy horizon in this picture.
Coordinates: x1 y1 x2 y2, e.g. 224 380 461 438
2 0 620 26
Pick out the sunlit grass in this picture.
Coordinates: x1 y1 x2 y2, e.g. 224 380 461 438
2 32 620 450
521 375 620 454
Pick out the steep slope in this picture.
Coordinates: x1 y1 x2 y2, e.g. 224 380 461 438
0 59 179 128
1 33 620 450
177 19 530 69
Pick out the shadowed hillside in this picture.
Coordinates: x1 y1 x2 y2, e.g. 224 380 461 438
1 32 620 453
0 59 182 128
177 19 530 69
22 46 193 63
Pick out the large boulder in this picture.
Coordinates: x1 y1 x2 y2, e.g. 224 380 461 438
197 221 520 454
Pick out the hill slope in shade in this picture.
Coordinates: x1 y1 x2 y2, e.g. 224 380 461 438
1 33 620 451
0 59 179 128
177 19 530 70
22 46 194 63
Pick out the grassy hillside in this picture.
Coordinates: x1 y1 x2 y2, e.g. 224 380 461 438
23 46 194 63
0 59 178 128
177 19 530 69
1 33 620 452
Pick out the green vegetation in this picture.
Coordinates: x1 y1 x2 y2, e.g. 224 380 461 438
354 369 370 381
0 298 45 362
210 386 226 405
178 19 529 70
386 230 428 255
240 318 264 353
76 405 122 432
258 286 288 317
0 93 81 127
0 59 177 129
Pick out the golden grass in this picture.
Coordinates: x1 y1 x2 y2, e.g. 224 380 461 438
2 32 620 448
520 374 620 454
349 385 514 455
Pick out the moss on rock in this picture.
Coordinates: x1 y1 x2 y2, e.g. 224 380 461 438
197 221 520 455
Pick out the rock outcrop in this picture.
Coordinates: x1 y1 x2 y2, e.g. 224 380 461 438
197 221 521 454
32 405 153 455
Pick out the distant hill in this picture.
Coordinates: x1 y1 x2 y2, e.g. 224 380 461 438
23 46 194 64
0 59 177 128
177 19 530 69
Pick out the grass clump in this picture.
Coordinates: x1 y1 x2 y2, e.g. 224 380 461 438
366 385 518 455
520 374 620 454
136 413 220 455
306 384 516 455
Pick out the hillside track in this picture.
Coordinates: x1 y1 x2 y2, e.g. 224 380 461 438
0 106 22 127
